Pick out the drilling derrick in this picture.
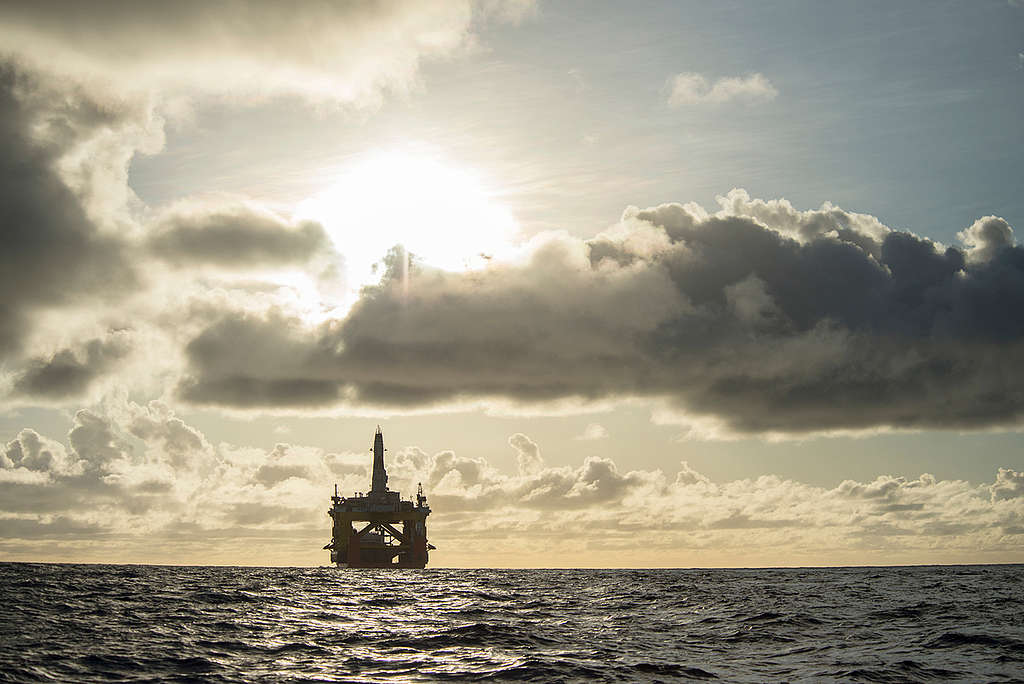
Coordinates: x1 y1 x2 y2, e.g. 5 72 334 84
324 427 433 568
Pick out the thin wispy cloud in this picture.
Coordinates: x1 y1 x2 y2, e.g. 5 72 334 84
667 72 778 106
0 1 527 104
575 423 609 440
567 67 587 93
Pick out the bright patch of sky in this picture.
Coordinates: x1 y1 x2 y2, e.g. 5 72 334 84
131 0 1024 246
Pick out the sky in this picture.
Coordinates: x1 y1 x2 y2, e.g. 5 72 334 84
1 0 1024 568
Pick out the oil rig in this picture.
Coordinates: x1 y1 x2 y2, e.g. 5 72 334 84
324 427 433 568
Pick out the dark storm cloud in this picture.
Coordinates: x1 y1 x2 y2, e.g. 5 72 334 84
178 195 1024 434
148 206 330 267
0 65 136 358
178 376 342 408
12 334 131 398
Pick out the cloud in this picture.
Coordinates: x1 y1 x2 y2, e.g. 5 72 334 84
991 468 1024 501
174 190 1024 436
575 423 609 440
508 433 544 475
1 412 1021 565
0 403 352 541
2 428 78 478
958 216 1015 263
667 72 777 106
0 1 533 104
147 202 332 268
0 0 530 375
476 0 538 24
567 68 587 93
11 332 132 399
1 3 1020 443
0 65 145 357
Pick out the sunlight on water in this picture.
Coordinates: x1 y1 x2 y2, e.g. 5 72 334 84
2 563 1022 682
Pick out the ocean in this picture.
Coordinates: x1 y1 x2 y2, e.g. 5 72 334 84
1 563 1022 682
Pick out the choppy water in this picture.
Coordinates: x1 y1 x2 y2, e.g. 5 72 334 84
1 563 1022 682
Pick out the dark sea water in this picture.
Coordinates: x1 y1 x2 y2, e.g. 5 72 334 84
1 563 1022 683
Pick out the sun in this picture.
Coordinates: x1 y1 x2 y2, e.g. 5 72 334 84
297 150 519 291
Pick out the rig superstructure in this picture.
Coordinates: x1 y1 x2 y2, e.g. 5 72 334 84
324 427 433 568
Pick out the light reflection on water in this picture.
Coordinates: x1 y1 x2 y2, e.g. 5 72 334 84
2 564 1023 681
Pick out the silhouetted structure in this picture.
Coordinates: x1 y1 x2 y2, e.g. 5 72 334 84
324 427 433 568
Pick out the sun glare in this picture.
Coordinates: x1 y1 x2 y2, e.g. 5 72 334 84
298 150 519 291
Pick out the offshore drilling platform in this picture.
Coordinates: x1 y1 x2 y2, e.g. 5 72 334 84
324 428 433 568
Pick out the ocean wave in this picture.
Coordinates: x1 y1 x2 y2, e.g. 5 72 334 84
1 563 1022 682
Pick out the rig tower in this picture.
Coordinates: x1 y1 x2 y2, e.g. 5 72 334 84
324 427 433 568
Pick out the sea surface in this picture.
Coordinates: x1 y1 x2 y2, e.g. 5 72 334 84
1 563 1022 682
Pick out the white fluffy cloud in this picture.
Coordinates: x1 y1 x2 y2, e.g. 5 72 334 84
958 215 1016 263
667 72 778 106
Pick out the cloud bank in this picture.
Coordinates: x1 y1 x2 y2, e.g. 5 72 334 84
4 48 1022 438
174 189 1024 436
1 409 1021 566
4 0 1020 441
